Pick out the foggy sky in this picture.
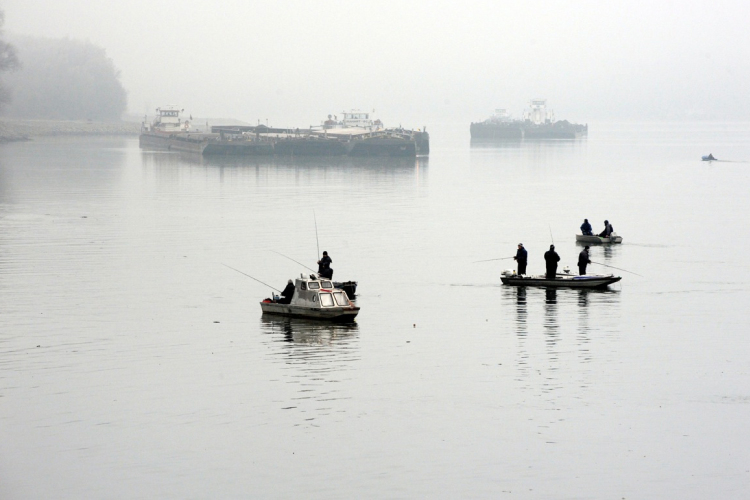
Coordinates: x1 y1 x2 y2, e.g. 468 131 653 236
4 0 749 125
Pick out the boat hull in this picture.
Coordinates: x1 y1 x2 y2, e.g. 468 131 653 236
576 234 623 244
260 302 360 322
501 274 621 289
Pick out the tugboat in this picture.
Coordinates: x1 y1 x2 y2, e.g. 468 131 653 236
501 269 621 289
702 154 717 161
471 99 587 140
260 275 360 322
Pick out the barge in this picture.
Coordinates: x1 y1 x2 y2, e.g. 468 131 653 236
140 107 428 157
471 99 587 140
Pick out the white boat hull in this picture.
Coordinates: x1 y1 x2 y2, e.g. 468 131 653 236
576 234 623 244
260 302 360 322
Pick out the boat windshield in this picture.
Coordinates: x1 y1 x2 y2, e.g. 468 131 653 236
319 293 334 307
333 292 349 306
308 282 320 290
321 281 333 289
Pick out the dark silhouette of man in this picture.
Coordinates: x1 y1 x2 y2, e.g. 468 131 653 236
544 245 560 280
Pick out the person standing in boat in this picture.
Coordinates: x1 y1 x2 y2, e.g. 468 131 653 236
598 220 614 238
514 243 528 275
544 245 560 280
578 246 591 275
580 219 593 236
278 279 295 304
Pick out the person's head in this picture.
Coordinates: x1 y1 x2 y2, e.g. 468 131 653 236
550 244 555 250
584 245 590 250
322 251 328 256
604 220 608 224
518 243 523 248
584 218 588 223
288 279 293 284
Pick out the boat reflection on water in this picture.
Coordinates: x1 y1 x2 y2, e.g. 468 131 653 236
260 315 359 346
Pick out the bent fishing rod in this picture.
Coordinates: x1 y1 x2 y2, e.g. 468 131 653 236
222 264 282 292
271 250 316 273
473 256 515 263
590 260 643 277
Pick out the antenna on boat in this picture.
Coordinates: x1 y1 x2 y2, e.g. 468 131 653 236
314 210 320 260
590 261 643 277
222 264 282 292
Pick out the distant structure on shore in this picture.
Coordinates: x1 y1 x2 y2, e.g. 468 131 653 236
470 99 587 140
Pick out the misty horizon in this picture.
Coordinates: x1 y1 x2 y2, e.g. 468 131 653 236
3 0 749 126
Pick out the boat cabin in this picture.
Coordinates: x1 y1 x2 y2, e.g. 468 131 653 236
285 276 353 309
148 105 189 132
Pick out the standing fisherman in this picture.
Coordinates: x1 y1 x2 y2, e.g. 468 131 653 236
514 243 528 275
578 245 591 275
580 219 593 236
544 245 560 280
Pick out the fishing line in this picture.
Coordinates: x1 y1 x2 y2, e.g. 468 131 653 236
222 264 282 292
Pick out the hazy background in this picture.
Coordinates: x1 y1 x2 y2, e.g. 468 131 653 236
3 0 750 125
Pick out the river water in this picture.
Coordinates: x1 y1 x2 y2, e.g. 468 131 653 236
1 123 749 499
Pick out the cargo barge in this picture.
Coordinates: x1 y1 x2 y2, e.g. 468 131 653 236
140 107 429 157
470 99 587 140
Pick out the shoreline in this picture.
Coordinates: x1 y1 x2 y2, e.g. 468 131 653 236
0 118 141 142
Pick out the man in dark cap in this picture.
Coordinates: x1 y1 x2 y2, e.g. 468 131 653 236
544 244 560 280
598 220 614 238
580 219 593 236
578 245 591 275
514 243 528 275
278 279 295 304
317 251 333 279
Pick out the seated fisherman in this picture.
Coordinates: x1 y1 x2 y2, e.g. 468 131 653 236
278 279 295 304
580 219 593 236
598 220 614 237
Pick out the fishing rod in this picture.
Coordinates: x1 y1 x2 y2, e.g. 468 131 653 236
549 224 555 246
472 256 515 263
222 264 282 292
271 250 316 273
313 210 320 261
590 260 643 277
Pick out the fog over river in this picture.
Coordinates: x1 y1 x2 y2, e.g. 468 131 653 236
1 122 749 498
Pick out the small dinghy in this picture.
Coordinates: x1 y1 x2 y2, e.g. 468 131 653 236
702 154 717 161
261 276 360 322
501 270 621 289
333 280 357 299
576 233 623 244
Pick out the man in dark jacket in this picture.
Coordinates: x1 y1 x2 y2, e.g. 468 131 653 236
598 220 614 238
279 279 295 304
578 246 591 275
317 251 332 274
580 219 593 236
514 243 528 275
544 244 560 280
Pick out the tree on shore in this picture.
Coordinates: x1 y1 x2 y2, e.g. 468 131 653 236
2 36 127 121
0 10 20 110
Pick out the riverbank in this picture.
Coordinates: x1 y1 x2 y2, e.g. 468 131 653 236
0 118 141 142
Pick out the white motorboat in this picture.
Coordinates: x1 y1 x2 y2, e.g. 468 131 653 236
260 276 359 322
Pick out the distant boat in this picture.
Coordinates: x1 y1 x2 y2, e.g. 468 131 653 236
576 233 623 244
702 154 717 161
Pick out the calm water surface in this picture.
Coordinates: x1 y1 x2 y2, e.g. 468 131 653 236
1 123 749 498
